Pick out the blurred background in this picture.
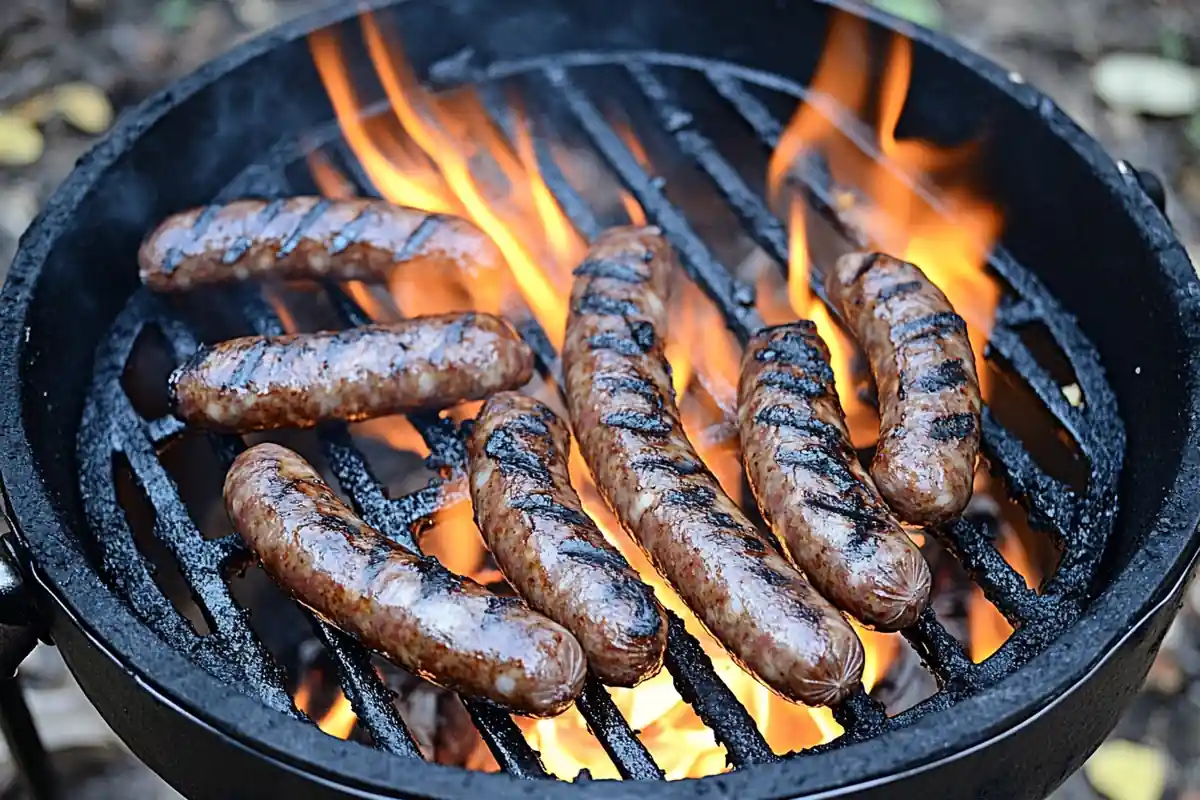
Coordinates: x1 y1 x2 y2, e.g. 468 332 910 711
0 0 1197 797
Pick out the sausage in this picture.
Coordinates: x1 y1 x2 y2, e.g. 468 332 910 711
139 198 503 292
467 392 667 687
738 322 931 631
225 442 586 717
826 252 982 525
562 226 864 707
170 312 533 433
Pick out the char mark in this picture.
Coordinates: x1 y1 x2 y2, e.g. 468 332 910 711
225 338 269 390
909 359 969 394
595 375 659 402
498 413 550 438
573 258 648 284
874 279 923 303
630 455 702 476
587 333 648 357
510 494 593 528
892 312 967 345
929 412 977 442
629 321 657 352
740 534 768 555
163 204 222 273
394 213 440 261
754 329 834 382
574 291 639 317
412 557 468 598
222 199 288 264
776 447 858 493
484 593 524 619
662 486 740 529
484 427 551 481
559 537 631 571
754 405 842 444
277 198 334 258
849 252 886 284
328 205 376 255
804 490 890 530
756 369 829 399
601 410 672 436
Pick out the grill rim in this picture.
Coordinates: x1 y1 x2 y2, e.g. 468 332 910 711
1 0 1199 797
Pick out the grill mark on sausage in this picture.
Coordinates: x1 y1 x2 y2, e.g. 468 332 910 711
892 312 968 345
776 448 858 493
661 486 741 530
601 410 673 436
411 557 469 599
485 426 551 482
874 279 923 303
587 333 647 357
557 537 632 571
226 337 269 390
753 330 835 383
595 374 659 401
756 370 829 399
929 412 977 441
572 258 649 284
574 291 639 317
509 494 593 528
163 205 222 273
849 252 885 283
630 321 656 352
909 359 969 394
393 213 439 262
754 404 842 445
222 199 288 264
327 205 376 255
276 198 333 258
629 455 703 476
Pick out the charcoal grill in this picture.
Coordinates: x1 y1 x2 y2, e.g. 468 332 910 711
0 0 1198 798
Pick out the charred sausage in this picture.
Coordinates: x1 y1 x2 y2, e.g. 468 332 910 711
467 392 667 687
170 312 533 433
225 442 586 716
738 322 931 631
139 198 503 292
826 253 982 525
562 226 864 707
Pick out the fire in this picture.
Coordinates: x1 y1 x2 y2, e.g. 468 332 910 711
303 7 1018 780
295 676 359 740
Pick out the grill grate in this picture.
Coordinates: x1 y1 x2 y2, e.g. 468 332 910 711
77 50 1123 781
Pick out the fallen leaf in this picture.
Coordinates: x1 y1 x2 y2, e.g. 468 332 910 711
1084 739 1169 800
1092 53 1200 117
872 0 943 29
0 115 44 167
52 83 113 135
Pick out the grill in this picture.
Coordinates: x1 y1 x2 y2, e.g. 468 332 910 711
1 0 1199 798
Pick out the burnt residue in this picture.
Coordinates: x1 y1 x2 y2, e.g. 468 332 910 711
629 455 702 475
929 412 977 442
757 369 828 399
587 333 649 357
573 258 649 284
892 312 968 345
754 405 842 445
629 321 656 352
510 493 593 527
485 426 552 482
910 359 969 394
595 374 660 401
601 410 672 436
775 448 858 493
574 291 639 317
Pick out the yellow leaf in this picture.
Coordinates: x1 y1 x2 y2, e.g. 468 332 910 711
53 83 114 135
0 114 44 166
1084 739 1168 800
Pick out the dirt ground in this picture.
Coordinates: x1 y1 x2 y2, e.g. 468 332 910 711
0 0 1197 798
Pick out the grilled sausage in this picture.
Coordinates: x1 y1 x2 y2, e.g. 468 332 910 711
562 226 864 707
467 392 667 687
225 442 586 716
826 252 982 525
171 312 533 433
738 322 931 631
139 198 503 292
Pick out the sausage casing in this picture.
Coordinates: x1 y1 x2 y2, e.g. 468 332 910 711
225 442 586 716
139 198 503 292
738 322 931 631
467 392 667 686
171 312 533 433
826 253 982 525
563 226 864 707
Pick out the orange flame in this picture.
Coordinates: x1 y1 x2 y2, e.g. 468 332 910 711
295 678 359 740
303 9 1017 779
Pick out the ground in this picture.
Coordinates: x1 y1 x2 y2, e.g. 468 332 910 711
0 0 1196 798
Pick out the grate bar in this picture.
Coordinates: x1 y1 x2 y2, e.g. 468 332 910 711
544 66 763 343
576 680 664 780
980 411 1075 536
930 518 1040 625
902 608 976 692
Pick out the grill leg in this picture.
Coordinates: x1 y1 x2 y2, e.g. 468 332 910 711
0 676 57 800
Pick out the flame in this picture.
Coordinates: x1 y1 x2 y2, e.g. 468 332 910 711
295 677 359 740
421 499 490 580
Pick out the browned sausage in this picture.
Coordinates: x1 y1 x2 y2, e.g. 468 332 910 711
562 226 864 707
139 198 503 292
467 392 667 687
225 442 585 716
171 312 533 433
826 253 982 525
738 322 931 631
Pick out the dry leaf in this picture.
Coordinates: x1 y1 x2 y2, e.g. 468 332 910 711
1084 739 1169 800
0 114 45 166
1092 53 1200 117
52 83 113 135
